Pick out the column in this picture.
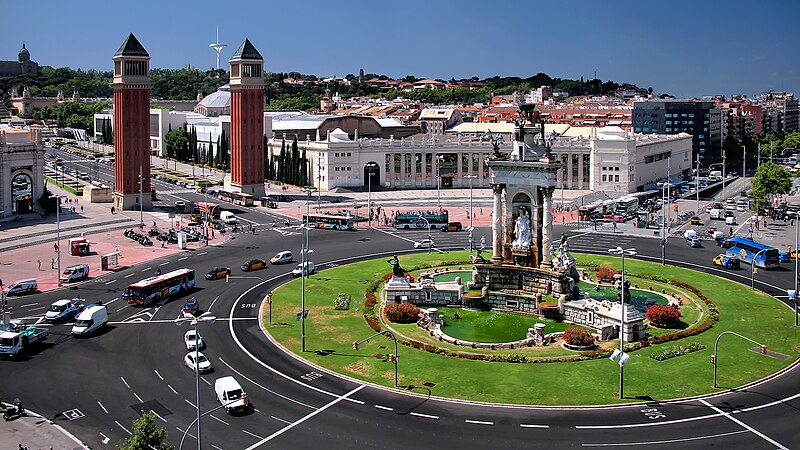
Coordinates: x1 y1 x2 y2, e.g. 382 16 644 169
478 154 485 186
541 186 555 267
578 153 585 190
457 152 463 186
503 188 513 264
491 184 503 264
567 153 574 189
390 153 397 189
399 153 406 187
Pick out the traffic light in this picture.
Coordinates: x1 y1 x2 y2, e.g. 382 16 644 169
710 354 716 365
388 354 397 363
352 341 359 351
760 345 768 354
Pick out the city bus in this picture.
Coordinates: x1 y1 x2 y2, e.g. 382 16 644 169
723 237 780 269
122 268 196 305
613 196 640 221
578 201 603 221
302 213 355 230
394 210 449 229
192 202 221 222
217 189 254 206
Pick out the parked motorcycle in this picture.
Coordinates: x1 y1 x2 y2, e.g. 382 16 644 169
3 399 25 421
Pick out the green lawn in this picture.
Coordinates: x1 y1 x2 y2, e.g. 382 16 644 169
432 306 586 343
263 251 800 405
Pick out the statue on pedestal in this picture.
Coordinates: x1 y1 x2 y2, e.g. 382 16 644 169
388 255 405 277
512 209 532 250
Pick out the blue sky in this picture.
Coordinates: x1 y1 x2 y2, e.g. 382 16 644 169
2 0 797 98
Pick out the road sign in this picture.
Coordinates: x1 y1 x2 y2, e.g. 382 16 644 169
788 290 797 300
660 239 667 246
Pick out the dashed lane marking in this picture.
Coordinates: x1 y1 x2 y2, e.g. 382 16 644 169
374 405 393 411
120 377 130 389
202 377 212 386
178 256 188 261
124 273 135 278
698 399 788 449
465 419 493 425
154 370 164 381
105 280 115 285
185 399 196 408
97 401 108 414
217 357 316 409
159 262 170 266
209 415 229 425
271 415 291 424
152 410 167 423
243 429 265 440
168 385 179 395
141 267 152 272
133 392 143 403
409 412 439 420
520 423 550 429
198 252 207 256
115 420 132 435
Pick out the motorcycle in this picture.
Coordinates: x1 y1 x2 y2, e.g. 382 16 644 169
3 399 25 421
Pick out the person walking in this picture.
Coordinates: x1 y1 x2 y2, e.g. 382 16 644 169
51 258 55 269
111 206 115 215
37 259 41 270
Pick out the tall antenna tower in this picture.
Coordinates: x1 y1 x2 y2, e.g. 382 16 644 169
209 26 227 70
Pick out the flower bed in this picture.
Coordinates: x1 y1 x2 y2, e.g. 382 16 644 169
649 342 706 361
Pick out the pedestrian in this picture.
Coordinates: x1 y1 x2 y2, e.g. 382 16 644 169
730 227 733 235
80 205 83 212
37 259 41 270
562 216 565 224
51 258 55 269
54 242 58 252
161 240 166 248
153 221 157 228
114 245 119 253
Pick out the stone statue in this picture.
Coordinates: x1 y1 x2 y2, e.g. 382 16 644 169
387 255 405 277
512 209 532 249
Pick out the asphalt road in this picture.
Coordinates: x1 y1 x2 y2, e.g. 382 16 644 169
2 208 799 448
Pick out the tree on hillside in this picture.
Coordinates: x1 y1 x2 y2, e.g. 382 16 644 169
118 410 173 450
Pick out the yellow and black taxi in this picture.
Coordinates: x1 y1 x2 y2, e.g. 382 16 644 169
690 216 702 225
712 254 740 269
205 267 231 280
440 221 463 232
241 259 267 272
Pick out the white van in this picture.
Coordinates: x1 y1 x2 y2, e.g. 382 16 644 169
60 264 90 283
71 304 109 335
709 208 722 220
683 230 698 241
291 261 315 277
214 376 249 414
270 251 293 264
220 211 237 225
5 279 37 296
725 216 736 225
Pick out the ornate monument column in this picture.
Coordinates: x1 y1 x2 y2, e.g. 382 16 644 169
491 184 504 264
541 186 555 267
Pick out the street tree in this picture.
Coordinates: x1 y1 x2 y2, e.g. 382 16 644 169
118 410 173 450
750 161 794 212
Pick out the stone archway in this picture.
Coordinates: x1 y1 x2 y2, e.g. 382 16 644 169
364 162 381 189
11 171 34 214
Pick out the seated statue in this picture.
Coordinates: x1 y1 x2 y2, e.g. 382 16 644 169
512 209 532 250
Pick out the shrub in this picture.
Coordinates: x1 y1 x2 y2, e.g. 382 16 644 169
647 305 682 327
384 302 421 324
595 267 619 282
383 272 415 283
649 342 706 361
563 327 595 346
334 294 352 310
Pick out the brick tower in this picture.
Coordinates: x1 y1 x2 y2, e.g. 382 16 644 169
225 39 265 197
112 33 151 211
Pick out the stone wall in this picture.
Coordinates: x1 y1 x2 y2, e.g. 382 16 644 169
485 291 539 314
472 263 572 297
385 284 461 306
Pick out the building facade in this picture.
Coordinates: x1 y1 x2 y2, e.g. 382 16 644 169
633 100 722 163
0 129 45 219
0 44 38 76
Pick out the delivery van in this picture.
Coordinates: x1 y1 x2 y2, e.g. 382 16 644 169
5 279 37 296
71 304 109 336
220 211 237 225
60 264 90 283
214 376 249 414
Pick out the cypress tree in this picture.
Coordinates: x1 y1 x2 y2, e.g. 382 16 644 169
291 137 299 185
220 129 229 171
267 139 274 180
277 138 286 182
300 146 308 187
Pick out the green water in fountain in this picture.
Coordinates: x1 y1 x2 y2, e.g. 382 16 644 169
434 306 583 343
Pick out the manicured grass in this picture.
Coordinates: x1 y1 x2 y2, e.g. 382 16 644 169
433 306 585 343
264 251 800 405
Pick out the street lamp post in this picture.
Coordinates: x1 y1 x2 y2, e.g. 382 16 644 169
695 154 701 212
465 175 476 252
436 154 441 209
742 142 746 180
722 147 726 202
301 187 316 352
750 248 768 289
138 166 144 225
608 246 636 400
417 215 432 254
175 311 216 450
366 162 378 227
49 194 63 286
713 331 766 388
794 213 799 326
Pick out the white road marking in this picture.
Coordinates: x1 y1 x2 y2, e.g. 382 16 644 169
409 412 439 419
124 273 135 278
520 423 550 429
105 280 116 285
243 429 265 440
120 376 130 389
270 415 291 424
698 399 788 449
244 385 364 449
159 262 170 266
133 392 143 403
149 305 161 321
185 399 196 408
202 377 212 386
141 267 152 272
28 306 47 312
99 432 110 444
209 415 229 425
115 420 132 435
374 405 393 411
581 429 748 447
151 410 167 423
97 401 108 414
19 303 37 308
211 445 223 450
106 298 118 305
178 256 188 261
465 419 493 425
154 370 164 381
114 305 128 313
198 252 207 256
168 385 179 395
175 427 195 440
208 295 221 311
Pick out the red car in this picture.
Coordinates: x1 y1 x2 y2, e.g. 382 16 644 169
182 298 199 317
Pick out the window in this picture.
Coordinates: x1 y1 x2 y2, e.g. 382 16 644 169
666 128 672 132
615 167 620 171
602 175 607 182
634 128 642 132
666 121 672 125
614 175 620 182
688 114 695 118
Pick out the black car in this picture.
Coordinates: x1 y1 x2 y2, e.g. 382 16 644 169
205 267 231 280
440 222 463 232
241 259 267 272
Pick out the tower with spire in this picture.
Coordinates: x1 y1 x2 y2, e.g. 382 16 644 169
226 38 265 197
111 33 152 211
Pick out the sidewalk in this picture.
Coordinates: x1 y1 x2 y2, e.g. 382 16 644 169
0 407 87 450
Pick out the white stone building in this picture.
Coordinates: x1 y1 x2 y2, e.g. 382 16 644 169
0 128 45 219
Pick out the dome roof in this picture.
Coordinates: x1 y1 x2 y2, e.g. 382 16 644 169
197 86 231 109
18 43 30 61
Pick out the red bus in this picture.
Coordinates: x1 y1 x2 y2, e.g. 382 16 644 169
122 268 196 305
217 189 254 206
192 202 221 222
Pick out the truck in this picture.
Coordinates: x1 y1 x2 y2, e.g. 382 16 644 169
0 326 48 356
709 208 722 220
71 304 108 336
45 298 84 322
709 170 722 181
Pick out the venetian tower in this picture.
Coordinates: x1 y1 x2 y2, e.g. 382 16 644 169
225 39 265 197
111 33 152 211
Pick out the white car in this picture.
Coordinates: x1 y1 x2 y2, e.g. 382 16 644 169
184 329 204 351
414 239 436 249
299 248 314 257
184 351 212 373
